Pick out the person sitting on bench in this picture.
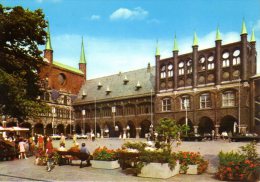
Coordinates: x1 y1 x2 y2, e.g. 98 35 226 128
80 143 90 154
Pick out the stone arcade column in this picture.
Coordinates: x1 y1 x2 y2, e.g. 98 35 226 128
100 129 104 138
215 125 220 137
193 125 198 134
123 128 127 139
44 125 46 135
136 127 141 138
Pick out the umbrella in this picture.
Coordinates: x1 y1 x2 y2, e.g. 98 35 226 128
0 127 14 132
12 127 29 131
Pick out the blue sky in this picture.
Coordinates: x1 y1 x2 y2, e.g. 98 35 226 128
1 0 260 79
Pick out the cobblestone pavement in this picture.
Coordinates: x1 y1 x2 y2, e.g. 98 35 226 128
0 139 259 181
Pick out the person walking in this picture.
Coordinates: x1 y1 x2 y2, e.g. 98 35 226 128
72 133 77 144
38 135 44 149
46 137 54 172
18 138 28 159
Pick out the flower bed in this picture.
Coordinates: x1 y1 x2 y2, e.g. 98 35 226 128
91 146 119 169
177 151 208 174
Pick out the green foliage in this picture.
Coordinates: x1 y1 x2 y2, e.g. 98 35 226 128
239 142 258 162
122 142 147 151
0 5 48 120
218 151 246 166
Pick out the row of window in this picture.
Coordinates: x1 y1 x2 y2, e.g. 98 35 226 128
160 49 241 79
40 92 71 105
162 91 235 111
39 108 74 119
76 104 152 118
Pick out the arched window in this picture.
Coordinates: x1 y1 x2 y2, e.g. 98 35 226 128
199 56 206 71
162 98 171 112
167 64 173 77
232 49 240 65
200 93 211 109
178 61 184 75
187 59 192 74
222 91 235 107
207 55 215 70
222 52 230 68
181 95 190 110
160 65 166 78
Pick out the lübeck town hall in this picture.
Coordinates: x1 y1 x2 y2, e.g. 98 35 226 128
2 21 259 138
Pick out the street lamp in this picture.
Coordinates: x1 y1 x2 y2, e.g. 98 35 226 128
2 115 6 127
238 78 241 133
112 106 117 130
126 125 130 138
150 89 153 134
95 97 97 137
82 109 85 135
52 107 56 135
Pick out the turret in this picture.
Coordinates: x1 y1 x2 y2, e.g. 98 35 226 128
192 32 198 88
44 21 53 64
173 34 178 90
79 37 87 80
215 27 222 85
250 28 256 75
240 19 248 81
155 40 160 92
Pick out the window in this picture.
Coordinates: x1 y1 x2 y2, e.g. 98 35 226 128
222 52 230 68
200 93 211 109
178 62 184 75
207 55 214 70
162 98 171 111
232 50 240 65
125 105 135 115
181 96 190 110
161 66 166 78
167 64 173 77
187 59 192 74
222 91 235 107
199 57 206 71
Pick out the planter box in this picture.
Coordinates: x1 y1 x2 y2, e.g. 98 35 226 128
187 164 198 174
138 161 180 179
90 160 120 169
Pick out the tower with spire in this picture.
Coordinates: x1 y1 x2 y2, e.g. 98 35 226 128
44 21 53 64
79 37 87 80
240 19 248 81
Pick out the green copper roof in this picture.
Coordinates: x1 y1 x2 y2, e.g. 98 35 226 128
216 27 222 41
193 32 198 46
45 22 52 50
53 61 84 75
250 28 256 42
173 34 178 51
80 37 86 64
241 19 247 35
155 40 160 56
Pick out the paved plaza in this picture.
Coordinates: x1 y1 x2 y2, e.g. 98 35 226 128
0 139 259 181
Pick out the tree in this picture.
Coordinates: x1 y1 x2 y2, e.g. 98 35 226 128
156 118 189 145
0 5 48 121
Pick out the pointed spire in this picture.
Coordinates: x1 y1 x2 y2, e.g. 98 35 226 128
155 40 160 56
250 28 256 42
45 21 52 50
173 34 178 51
193 32 198 46
216 27 222 41
80 37 86 64
241 19 247 35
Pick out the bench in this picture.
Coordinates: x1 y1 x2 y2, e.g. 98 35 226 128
57 151 92 168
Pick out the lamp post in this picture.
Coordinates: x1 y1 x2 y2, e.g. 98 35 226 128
2 115 6 127
126 125 130 138
150 89 153 134
52 107 56 135
184 98 188 136
112 106 118 137
82 109 85 135
95 97 97 137
69 106 72 135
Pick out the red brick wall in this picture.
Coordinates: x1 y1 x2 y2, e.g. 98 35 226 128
40 63 85 94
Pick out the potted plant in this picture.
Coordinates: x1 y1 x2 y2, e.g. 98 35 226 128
91 146 120 169
216 142 260 181
177 151 208 174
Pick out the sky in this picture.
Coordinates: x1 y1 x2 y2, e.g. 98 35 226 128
1 0 260 79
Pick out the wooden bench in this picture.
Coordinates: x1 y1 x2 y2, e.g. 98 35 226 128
57 151 92 168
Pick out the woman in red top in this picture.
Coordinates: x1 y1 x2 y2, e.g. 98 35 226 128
46 137 54 172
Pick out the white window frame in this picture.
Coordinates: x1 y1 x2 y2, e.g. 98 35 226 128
200 93 211 109
162 98 171 112
222 91 235 107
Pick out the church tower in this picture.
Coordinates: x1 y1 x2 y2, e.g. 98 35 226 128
79 37 87 80
44 21 53 64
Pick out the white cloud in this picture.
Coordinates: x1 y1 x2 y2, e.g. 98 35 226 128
110 7 148 21
147 18 160 24
90 15 101 21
